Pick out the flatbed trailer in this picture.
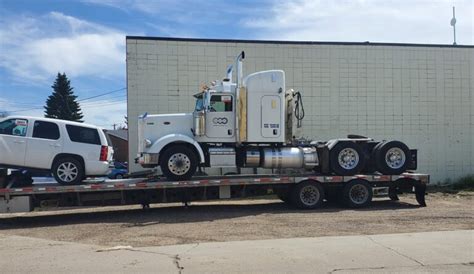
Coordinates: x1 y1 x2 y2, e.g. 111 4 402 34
0 172 428 213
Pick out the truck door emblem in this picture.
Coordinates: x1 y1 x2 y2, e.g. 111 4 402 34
212 117 228 124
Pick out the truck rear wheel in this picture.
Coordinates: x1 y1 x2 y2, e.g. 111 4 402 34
342 180 372 208
290 181 324 209
330 142 366 176
160 146 197 181
374 141 410 175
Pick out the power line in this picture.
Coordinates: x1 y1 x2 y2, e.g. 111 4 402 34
78 87 126 102
81 100 127 108
9 87 127 113
80 95 127 107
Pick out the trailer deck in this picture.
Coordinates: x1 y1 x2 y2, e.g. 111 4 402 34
0 172 429 213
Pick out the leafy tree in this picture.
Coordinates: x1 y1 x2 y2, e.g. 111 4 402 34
44 73 83 122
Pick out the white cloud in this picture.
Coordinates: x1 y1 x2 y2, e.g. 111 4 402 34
244 0 473 44
0 12 125 84
80 99 127 128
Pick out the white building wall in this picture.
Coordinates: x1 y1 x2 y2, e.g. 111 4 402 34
127 37 474 183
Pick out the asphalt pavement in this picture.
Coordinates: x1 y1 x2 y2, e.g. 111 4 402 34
1 230 472 273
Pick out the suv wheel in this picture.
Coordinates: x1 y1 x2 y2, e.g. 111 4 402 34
52 157 85 185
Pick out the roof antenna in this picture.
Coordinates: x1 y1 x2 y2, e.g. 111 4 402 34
450 6 457 45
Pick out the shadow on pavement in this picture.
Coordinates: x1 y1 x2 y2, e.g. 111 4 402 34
0 199 422 230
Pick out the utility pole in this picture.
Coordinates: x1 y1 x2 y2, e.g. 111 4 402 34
450 6 457 45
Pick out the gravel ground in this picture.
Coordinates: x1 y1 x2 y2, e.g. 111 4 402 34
0 192 472 247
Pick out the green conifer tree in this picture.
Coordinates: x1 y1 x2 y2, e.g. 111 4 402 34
44 73 83 122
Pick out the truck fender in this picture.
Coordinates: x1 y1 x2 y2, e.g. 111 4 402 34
148 134 205 163
326 137 373 150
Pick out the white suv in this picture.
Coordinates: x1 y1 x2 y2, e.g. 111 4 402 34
0 116 113 185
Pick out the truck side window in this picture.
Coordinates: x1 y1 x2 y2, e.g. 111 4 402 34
210 95 232 112
0 119 28 137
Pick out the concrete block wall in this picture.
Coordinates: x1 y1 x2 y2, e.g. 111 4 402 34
127 37 474 183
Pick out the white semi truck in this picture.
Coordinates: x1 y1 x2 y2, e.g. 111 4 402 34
137 52 417 181
0 53 427 213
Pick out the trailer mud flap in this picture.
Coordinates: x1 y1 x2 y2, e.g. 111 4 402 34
415 184 426 207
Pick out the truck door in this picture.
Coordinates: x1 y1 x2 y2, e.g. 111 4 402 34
261 95 281 138
205 94 235 139
0 118 28 167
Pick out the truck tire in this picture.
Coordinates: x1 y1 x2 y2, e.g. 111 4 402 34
290 181 324 209
52 157 85 185
330 142 366 176
374 141 410 175
160 145 197 181
342 180 372 208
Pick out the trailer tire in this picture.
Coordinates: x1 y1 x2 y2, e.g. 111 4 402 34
52 157 85 185
160 145 197 181
374 141 410 175
330 142 366 176
342 180 372 208
290 181 324 209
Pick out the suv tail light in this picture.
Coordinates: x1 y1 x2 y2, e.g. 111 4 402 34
100 145 108 161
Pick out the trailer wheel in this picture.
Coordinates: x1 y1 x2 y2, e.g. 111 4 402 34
160 146 197 181
342 180 372 208
290 181 324 209
330 142 366 176
374 141 410 175
52 157 85 185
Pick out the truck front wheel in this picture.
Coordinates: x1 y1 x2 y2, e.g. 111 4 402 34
160 146 198 181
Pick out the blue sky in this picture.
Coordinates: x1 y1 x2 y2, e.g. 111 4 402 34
0 0 472 128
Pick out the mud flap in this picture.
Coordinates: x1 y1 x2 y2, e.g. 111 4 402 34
415 184 427 207
388 186 399 201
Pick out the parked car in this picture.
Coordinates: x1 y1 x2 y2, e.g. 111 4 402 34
108 161 128 179
0 116 114 185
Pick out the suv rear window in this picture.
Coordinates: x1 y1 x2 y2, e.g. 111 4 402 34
33 121 60 140
66 125 101 145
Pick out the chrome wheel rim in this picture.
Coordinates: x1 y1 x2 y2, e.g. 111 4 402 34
299 185 320 206
349 184 369 204
57 162 78 183
168 153 191 176
385 148 406 169
338 148 359 170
